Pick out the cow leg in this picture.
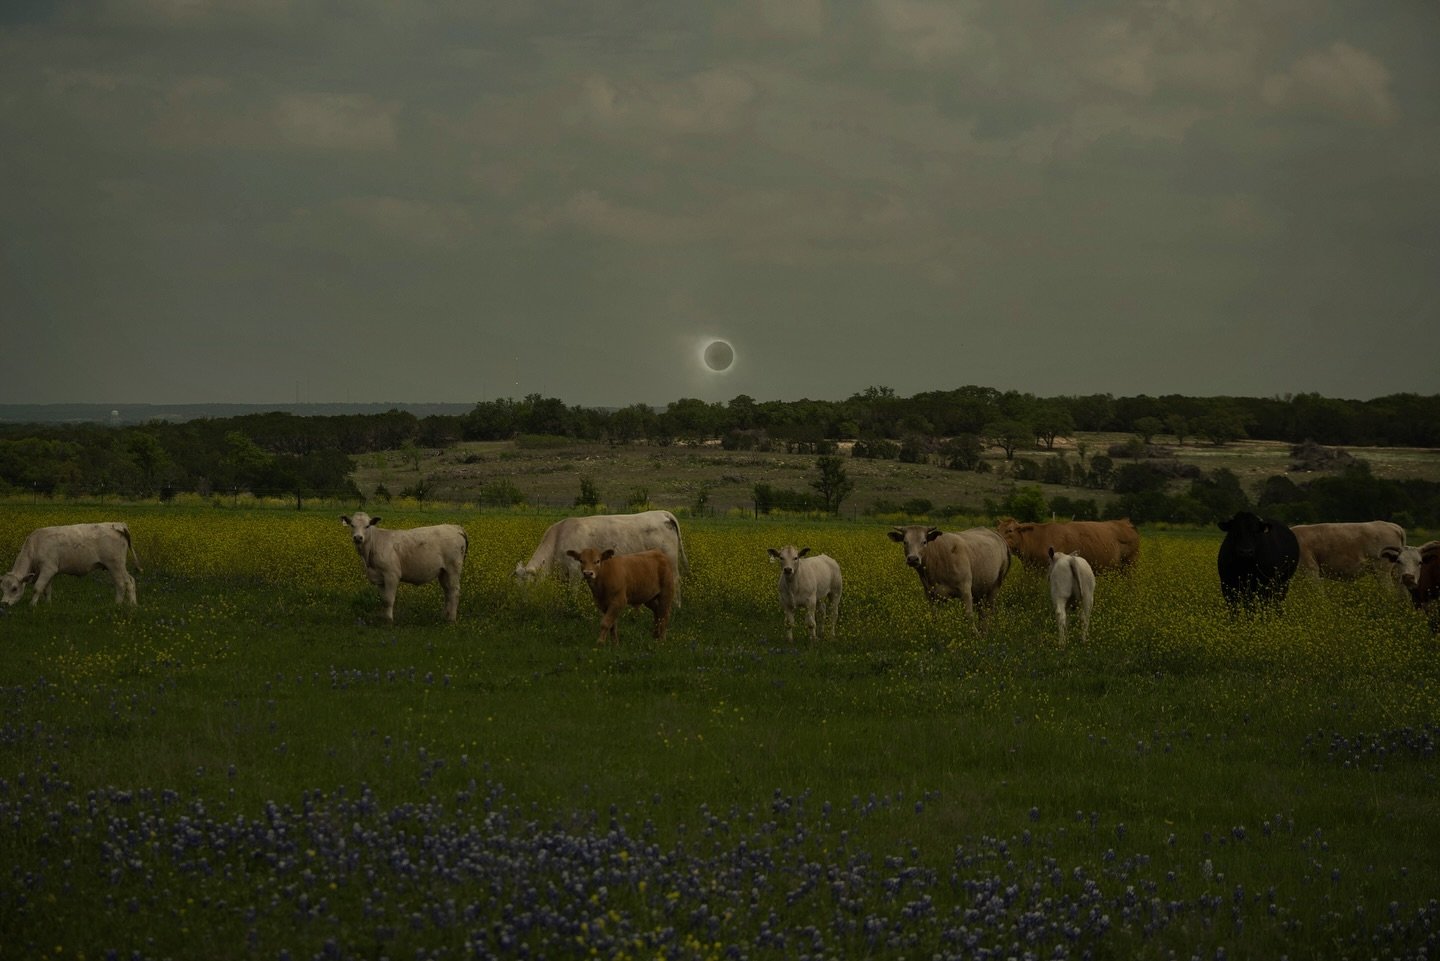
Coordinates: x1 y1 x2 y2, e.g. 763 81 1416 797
30 568 57 605
804 605 818 642
1055 601 1068 646
439 569 460 622
379 573 399 623
782 606 795 642
106 564 137 605
1079 594 1092 643
600 603 623 645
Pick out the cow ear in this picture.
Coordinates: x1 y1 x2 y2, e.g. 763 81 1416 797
1380 546 1400 562
1218 519 1232 531
22 572 38 584
1048 546 1056 559
798 547 811 557
767 548 781 561
340 515 350 525
1421 543 1440 561
601 548 617 561
1017 524 1035 533
369 517 381 528
565 549 581 561
887 529 905 542
924 527 943 542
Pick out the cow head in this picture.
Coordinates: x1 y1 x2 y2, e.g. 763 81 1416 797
565 547 616 582
888 525 942 569
1218 512 1269 558
767 546 811 581
994 517 1030 550
340 512 381 548
0 572 36 606
1383 541 1440 594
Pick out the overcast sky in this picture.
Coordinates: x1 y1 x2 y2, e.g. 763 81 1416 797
2 1 1437 408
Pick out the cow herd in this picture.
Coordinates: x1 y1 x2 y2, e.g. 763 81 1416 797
3 511 1439 641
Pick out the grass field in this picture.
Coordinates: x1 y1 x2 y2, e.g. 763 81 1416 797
2 503 1439 959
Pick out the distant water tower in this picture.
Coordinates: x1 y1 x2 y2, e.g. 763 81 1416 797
110 409 120 425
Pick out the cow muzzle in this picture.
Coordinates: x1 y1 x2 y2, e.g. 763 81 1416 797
906 555 923 568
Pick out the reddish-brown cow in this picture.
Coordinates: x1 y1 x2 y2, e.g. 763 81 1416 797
565 547 676 645
995 518 1140 573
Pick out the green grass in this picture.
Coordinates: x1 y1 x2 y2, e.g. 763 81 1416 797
1 505 1438 959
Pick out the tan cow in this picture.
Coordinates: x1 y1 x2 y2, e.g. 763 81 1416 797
565 547 676 645
1291 521 1405 578
996 518 1140 573
340 512 468 623
1 522 140 606
887 525 1010 627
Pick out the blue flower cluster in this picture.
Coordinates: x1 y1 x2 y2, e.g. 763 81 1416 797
3 771 1439 959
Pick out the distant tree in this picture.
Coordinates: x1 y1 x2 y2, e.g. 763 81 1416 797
997 486 1047 523
575 475 601 509
941 434 985 471
811 455 855 515
1032 404 1075 451
1133 417 1164 445
1196 408 1250 446
1166 413 1190 446
986 419 1032 461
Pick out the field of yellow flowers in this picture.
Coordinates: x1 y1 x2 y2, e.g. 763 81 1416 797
2 502 1438 959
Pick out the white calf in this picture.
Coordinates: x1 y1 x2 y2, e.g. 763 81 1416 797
1047 546 1095 645
766 545 843 642
340 512 468 623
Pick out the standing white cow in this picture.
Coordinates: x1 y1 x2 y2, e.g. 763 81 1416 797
1 522 140 606
514 510 689 604
340 512 468 623
766 545 843 642
1047 546 1095 646
887 525 1010 629
1291 521 1406 579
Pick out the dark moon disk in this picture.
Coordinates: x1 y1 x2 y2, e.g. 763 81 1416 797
703 340 734 372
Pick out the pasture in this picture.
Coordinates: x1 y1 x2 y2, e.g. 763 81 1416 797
2 503 1438 959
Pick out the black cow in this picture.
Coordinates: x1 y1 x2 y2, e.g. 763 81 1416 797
1217 512 1299 610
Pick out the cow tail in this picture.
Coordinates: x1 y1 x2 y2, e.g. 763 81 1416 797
120 523 143 573
461 530 470 559
1068 557 1083 602
674 519 690 575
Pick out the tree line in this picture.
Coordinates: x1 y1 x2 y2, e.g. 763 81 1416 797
1 389 1438 523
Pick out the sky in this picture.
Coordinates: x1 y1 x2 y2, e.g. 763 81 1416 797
2 1 1438 408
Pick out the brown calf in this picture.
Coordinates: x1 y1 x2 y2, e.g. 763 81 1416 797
565 547 676 645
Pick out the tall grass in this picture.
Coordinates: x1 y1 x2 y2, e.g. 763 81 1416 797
1 505 1437 959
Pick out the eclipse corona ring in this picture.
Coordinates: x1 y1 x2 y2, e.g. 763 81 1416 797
703 339 735 372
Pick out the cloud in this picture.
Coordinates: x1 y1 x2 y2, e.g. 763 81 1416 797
570 67 759 137
272 92 399 149
1261 41 1397 126
333 196 472 246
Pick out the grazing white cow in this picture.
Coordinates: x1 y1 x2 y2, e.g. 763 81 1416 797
1 522 140 607
340 512 467 623
887 525 1010 628
514 510 689 604
1047 547 1095 646
766 545 843 642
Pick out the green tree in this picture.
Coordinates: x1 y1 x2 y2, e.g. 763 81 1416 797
810 455 855 515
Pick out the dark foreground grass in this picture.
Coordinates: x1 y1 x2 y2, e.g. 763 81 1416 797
1 508 1438 959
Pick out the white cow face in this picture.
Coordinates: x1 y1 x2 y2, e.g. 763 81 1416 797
887 525 942 569
0 572 31 606
767 546 811 581
340 512 381 548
